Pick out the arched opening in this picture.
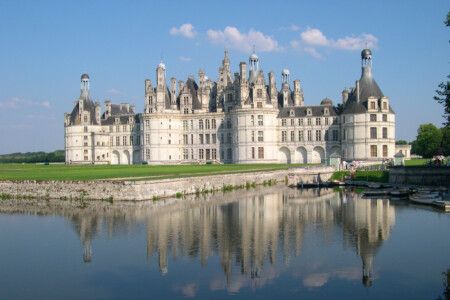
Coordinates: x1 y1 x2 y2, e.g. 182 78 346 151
278 147 291 164
295 147 307 164
111 151 120 165
329 146 341 157
123 150 131 165
312 146 325 164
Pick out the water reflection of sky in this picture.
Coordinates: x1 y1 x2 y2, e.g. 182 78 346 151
0 186 448 299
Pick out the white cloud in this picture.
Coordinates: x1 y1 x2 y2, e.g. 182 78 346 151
207 26 282 53
291 26 378 58
179 56 192 62
0 97 51 109
170 23 196 38
107 89 121 94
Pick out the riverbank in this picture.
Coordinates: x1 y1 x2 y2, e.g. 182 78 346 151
0 166 335 201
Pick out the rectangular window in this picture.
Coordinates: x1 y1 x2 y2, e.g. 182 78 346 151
299 131 304 142
212 134 216 144
199 134 204 144
191 149 194 159
227 148 232 160
183 149 188 160
227 94 233 102
183 120 188 130
84 135 88 140
206 149 211 160
183 134 188 145
316 130 321 141
130 136 134 145
370 114 377 122
227 133 232 144
343 129 346 140
258 131 264 142
251 115 254 126
325 117 329 125
308 130 312 142
212 149 217 160
257 102 263 108
205 119 210 129
333 130 338 141
382 114 387 122
227 118 231 128
251 131 255 142
370 127 377 139
324 130 329 141
371 145 377 157
221 134 224 144
258 147 264 159
370 101 376 109
290 119 295 126
191 134 194 145
123 125 127 132
212 119 216 129
383 127 388 139
307 118 312 126
282 131 287 142
116 125 120 132
342 116 346 124
145 120 149 130
84 115 88 123
257 89 262 98
258 115 264 126
116 136 120 146
252 147 255 159
199 149 204 160
123 136 127 146
282 119 287 126
84 126 88 133
190 120 193 130
199 120 203 130
383 145 388 157
383 102 387 110
145 149 150 160
290 131 295 142
145 134 150 145
298 118 303 126
206 134 210 144
316 118 321 126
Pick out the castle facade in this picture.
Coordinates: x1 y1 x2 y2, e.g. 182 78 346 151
64 49 396 164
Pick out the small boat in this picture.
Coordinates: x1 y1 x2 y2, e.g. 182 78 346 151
409 195 441 204
390 189 411 196
415 191 440 197
363 189 392 196
432 200 450 211
367 183 381 189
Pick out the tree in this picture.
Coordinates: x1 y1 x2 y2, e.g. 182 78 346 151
441 126 450 156
395 140 408 145
434 12 450 127
414 124 442 158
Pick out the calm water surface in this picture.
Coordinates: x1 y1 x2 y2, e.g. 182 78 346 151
0 186 448 299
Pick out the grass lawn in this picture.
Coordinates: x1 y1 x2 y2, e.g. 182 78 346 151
0 163 310 181
330 170 389 183
404 158 430 166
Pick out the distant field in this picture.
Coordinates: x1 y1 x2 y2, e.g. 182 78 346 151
0 163 309 181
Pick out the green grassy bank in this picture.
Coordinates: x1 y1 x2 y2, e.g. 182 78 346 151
0 163 308 181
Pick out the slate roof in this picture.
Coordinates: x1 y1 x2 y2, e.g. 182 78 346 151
277 104 339 118
69 90 98 126
342 67 394 114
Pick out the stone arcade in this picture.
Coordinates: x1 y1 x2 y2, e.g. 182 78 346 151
64 49 396 164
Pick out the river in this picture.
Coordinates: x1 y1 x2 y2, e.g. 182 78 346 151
0 185 448 299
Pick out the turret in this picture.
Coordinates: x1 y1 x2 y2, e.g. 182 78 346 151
342 88 348 104
282 69 290 88
170 77 177 109
248 51 259 82
95 101 101 123
239 62 247 83
293 80 303 106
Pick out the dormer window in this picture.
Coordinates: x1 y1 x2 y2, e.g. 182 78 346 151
290 109 295 117
115 117 120 124
307 108 312 116
370 101 376 110
383 102 387 110
129 117 134 124
324 108 329 115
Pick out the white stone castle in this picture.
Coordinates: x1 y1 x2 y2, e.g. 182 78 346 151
64 49 396 165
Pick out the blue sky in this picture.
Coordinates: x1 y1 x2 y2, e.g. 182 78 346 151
0 0 448 154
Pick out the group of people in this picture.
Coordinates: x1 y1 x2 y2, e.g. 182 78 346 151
431 155 450 167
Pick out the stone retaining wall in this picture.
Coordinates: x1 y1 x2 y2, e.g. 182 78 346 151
389 166 450 186
0 166 335 201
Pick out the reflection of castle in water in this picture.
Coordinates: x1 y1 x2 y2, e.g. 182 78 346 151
0 186 394 287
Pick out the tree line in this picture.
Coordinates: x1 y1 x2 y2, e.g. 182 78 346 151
0 150 65 163
399 124 450 158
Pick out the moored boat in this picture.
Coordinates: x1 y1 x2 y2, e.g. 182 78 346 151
363 189 392 196
432 200 450 211
409 195 441 204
